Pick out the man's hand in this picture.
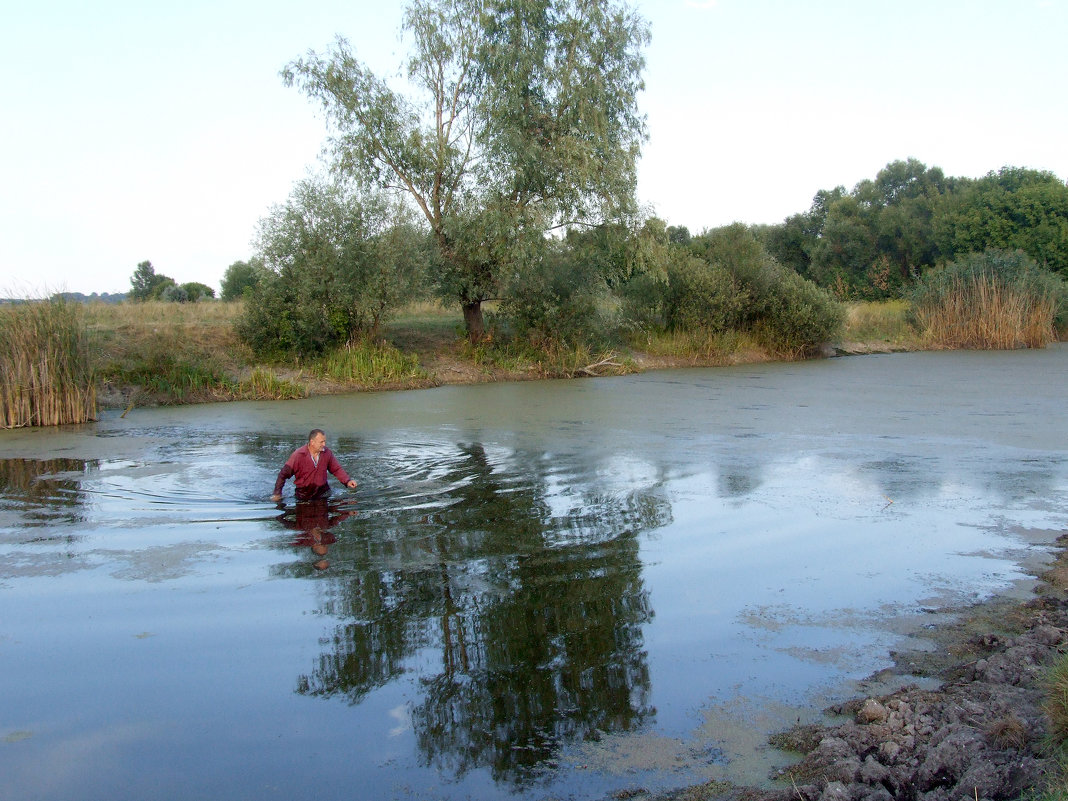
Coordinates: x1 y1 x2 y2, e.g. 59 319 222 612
346 480 357 489
271 493 282 502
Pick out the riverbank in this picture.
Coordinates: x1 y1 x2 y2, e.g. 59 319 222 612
632 536 1068 801
87 299 925 410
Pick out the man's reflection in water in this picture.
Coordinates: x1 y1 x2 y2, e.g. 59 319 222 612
278 499 353 571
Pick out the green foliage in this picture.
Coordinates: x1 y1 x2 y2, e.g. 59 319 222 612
499 238 614 349
129 261 212 303
101 343 236 403
150 276 177 300
314 341 426 384
220 259 267 301
179 282 215 301
617 223 841 355
934 167 1068 279
667 225 691 245
498 221 661 348
763 160 1068 301
157 282 215 303
663 255 745 332
239 177 429 359
158 283 188 303
283 0 650 342
802 160 946 299
129 260 175 302
684 225 843 355
618 268 668 330
760 187 844 279
755 268 847 355
614 218 686 330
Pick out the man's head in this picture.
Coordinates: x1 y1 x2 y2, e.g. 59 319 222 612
308 429 326 455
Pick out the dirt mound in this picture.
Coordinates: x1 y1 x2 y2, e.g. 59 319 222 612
738 592 1068 801
768 600 1064 801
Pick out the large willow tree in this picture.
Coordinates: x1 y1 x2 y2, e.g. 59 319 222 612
284 0 649 342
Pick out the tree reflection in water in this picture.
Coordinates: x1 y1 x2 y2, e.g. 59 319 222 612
280 441 671 785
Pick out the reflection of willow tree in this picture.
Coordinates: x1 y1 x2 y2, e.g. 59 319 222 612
0 457 89 529
293 442 671 785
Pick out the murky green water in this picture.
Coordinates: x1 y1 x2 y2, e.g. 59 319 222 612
2 348 1067 800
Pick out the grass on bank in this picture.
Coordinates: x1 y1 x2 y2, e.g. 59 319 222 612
461 337 634 378
630 327 769 365
89 301 252 404
0 298 96 428
841 300 922 349
1039 652 1068 800
55 279 1066 415
88 300 434 405
313 340 428 385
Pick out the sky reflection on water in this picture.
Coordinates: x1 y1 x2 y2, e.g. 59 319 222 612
1 348 1067 800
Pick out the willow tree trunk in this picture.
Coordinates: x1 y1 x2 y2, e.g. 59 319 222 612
462 300 485 344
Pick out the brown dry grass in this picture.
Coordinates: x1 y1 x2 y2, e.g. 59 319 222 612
1 299 96 427
913 277 1056 350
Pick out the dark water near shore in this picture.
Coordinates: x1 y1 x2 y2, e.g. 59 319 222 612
2 348 1067 800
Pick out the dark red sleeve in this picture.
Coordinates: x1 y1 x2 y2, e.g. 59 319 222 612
273 463 295 496
326 451 352 486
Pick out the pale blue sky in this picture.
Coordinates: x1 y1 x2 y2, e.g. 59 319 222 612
2 1 1065 295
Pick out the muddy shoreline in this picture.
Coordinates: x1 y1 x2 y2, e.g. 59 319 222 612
629 536 1068 801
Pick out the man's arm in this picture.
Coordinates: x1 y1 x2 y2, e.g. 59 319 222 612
326 452 357 489
272 463 295 500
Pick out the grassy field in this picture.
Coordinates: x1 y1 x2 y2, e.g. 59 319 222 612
72 298 931 410
82 300 442 408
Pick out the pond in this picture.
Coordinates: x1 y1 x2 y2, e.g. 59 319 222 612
2 348 1067 800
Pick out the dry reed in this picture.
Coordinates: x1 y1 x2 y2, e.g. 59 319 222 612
909 249 1064 350
0 299 97 428
913 275 1056 349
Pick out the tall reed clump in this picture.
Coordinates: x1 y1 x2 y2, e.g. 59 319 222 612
909 249 1067 349
0 298 97 428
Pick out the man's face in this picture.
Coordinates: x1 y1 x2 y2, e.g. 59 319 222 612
309 433 327 455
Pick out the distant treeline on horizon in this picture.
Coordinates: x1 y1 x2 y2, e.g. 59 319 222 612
0 292 127 305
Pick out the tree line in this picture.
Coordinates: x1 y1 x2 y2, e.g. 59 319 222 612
758 159 1068 300
129 260 216 302
225 0 846 361
150 0 1068 360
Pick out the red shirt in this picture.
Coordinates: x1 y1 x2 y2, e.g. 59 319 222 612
273 445 352 500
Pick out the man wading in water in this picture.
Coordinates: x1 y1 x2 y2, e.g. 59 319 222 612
271 429 357 502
